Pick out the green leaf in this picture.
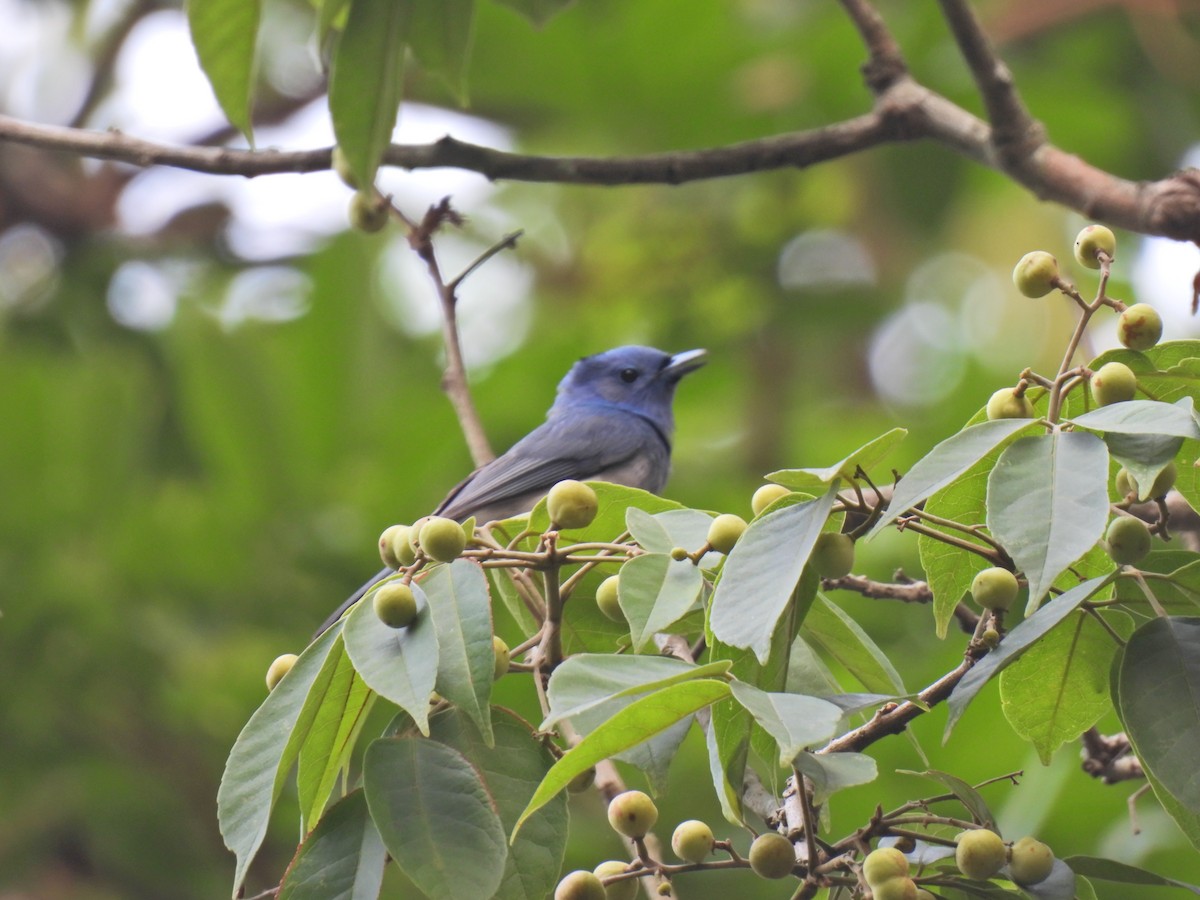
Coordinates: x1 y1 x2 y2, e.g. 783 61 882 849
342 580 439 735
515 679 730 835
987 432 1109 613
785 635 842 695
794 751 877 804
490 0 576 27
423 560 495 744
729 682 843 764
410 0 475 103
429 708 568 900
297 642 374 830
1116 558 1200 612
704 715 744 825
870 419 1037 536
1063 856 1200 894
317 0 351 45
186 0 260 140
363 737 507 900
618 552 704 651
218 624 343 895
803 594 905 693
768 427 907 485
1116 616 1200 814
1105 432 1183 500
944 575 1110 740
898 769 995 828
1000 609 1130 764
329 0 415 188
1068 398 1200 439
709 486 837 663
277 790 386 900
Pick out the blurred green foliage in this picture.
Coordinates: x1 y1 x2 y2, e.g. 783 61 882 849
1 0 1199 897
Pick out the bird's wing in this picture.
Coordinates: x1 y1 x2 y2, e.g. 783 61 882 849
435 409 662 521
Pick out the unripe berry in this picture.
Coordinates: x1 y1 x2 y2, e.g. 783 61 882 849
955 829 1007 880
266 653 298 691
554 870 606 900
970 567 1019 611
492 635 510 680
915 890 936 900
863 847 909 887
872 878 918 900
669 546 689 561
752 483 791 516
1012 251 1060 298
596 575 624 622
331 145 358 189
982 627 1001 648
593 861 638 900
1091 362 1137 406
1115 467 1136 499
707 514 747 554
671 819 715 863
1106 516 1152 565
388 524 418 567
748 832 796 879
567 766 596 793
1008 837 1055 886
378 524 404 568
1118 303 1163 351
349 191 388 233
547 480 599 530
812 532 855 578
607 790 658 839
373 582 418 629
419 516 467 562
1074 224 1116 269
986 387 1034 420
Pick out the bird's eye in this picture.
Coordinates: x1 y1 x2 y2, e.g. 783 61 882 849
619 368 639 383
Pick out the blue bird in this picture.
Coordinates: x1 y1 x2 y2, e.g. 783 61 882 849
316 345 706 634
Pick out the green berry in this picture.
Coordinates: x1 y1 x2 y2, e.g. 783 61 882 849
492 635 510 680
863 846 909 887
266 653 298 691
547 480 599 530
1115 467 1136 499
1012 251 1060 298
707 514 748 554
373 582 418 628
970 567 1019 611
419 516 468 562
349 191 388 232
1118 463 1176 501
1008 837 1055 886
1091 362 1137 406
752 483 791 516
1106 516 1152 565
986 387 1035 420
567 766 596 793
982 627 1001 648
748 832 796 879
1118 303 1163 351
554 870 606 900
873 878 918 900
388 524 417 567
607 790 658 839
671 819 715 863
915 890 937 900
669 546 689 561
331 145 359 189
378 524 404 568
1074 224 1116 269
596 575 624 622
593 861 638 900
812 532 855 579
955 829 1007 880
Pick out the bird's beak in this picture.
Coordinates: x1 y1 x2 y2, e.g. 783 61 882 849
662 348 707 381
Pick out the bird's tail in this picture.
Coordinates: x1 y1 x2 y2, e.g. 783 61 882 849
313 565 393 638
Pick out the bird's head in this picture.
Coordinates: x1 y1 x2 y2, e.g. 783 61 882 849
552 346 707 432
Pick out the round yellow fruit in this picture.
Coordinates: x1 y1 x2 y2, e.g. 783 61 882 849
752 483 791 516
349 191 388 233
970 567 1019 612
593 861 638 900
872 878 918 900
596 575 624 622
547 480 599 530
1118 463 1176 501
1008 837 1055 886
671 819 715 863
1117 303 1163 351
419 516 468 563
1106 516 1152 566
1091 362 1137 406
748 832 796 879
707 514 748 554
607 790 658 839
1074 224 1116 269
378 524 404 568
492 635 511 680
812 532 855 579
986 387 1034 420
863 846 909 887
554 870 607 900
373 582 418 629
388 524 417 567
1012 251 1060 298
955 828 1007 880
266 653 298 691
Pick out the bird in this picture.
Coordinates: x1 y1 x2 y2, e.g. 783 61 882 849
315 345 707 634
